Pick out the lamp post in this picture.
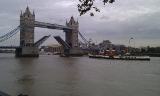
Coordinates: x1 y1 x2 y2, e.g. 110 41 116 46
128 37 134 54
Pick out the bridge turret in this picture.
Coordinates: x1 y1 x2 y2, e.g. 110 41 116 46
20 10 23 17
20 6 35 47
33 11 35 17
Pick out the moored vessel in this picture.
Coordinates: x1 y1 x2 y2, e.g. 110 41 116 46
88 54 150 61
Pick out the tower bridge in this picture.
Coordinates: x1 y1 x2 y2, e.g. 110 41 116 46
0 7 84 57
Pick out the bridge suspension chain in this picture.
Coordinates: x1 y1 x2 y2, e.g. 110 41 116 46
78 31 100 50
78 31 89 44
0 26 20 43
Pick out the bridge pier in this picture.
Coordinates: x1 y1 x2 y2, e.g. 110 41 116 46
68 48 84 56
15 47 39 57
61 48 83 57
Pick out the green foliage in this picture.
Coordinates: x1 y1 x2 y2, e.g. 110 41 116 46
78 0 115 16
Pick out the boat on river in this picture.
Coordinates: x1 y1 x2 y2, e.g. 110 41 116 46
88 54 150 61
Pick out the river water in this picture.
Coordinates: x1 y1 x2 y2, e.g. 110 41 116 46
0 53 160 96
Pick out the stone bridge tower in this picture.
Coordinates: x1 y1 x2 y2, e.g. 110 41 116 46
65 17 83 56
20 6 35 47
66 16 79 48
16 7 38 57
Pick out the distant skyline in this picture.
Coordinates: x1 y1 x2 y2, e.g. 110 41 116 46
0 0 160 47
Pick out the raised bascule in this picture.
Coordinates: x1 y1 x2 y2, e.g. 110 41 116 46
0 7 84 57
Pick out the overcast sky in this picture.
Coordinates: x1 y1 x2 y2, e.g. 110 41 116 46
0 0 160 47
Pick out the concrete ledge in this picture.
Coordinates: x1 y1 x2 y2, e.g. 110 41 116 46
15 47 39 57
16 54 39 57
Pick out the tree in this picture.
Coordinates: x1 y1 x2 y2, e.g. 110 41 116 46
78 0 115 16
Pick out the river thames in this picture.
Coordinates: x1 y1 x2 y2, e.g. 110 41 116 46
0 53 160 96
